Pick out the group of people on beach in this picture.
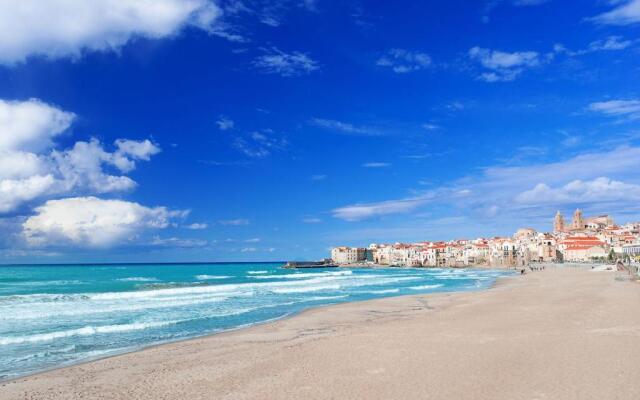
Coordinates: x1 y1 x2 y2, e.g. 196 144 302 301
520 264 546 275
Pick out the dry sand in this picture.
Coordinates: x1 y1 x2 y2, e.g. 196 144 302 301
3 267 639 400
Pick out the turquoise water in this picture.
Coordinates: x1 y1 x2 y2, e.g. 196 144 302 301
0 263 511 380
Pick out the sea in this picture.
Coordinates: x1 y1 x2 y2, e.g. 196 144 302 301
0 263 512 380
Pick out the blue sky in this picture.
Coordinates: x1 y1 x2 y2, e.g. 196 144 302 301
1 0 640 263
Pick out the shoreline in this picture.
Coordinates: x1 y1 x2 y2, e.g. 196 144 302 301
4 268 639 399
0 271 516 384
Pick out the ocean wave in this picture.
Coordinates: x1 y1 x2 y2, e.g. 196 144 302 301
409 284 444 290
247 270 268 275
0 274 420 307
117 277 158 282
0 295 233 320
136 281 211 290
0 320 178 346
271 284 342 294
0 280 85 287
254 270 353 280
306 295 349 301
195 275 231 280
358 288 400 294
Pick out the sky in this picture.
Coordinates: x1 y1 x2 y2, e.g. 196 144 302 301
1 0 640 264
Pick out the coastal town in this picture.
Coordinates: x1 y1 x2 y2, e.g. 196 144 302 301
331 210 640 268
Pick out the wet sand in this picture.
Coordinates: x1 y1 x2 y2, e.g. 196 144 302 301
3 267 639 400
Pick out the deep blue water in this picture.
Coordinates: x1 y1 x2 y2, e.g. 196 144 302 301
0 263 512 380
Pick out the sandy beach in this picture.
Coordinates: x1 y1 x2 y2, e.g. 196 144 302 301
2 267 639 400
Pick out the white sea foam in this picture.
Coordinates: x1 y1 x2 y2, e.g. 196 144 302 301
254 270 354 279
409 284 444 290
306 295 349 301
271 284 342 294
359 288 400 294
117 277 158 282
247 270 268 275
2 280 85 287
0 320 178 346
0 295 233 320
195 275 231 280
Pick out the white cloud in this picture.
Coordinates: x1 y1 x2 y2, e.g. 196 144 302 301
422 123 440 131
240 247 257 252
232 130 287 158
114 139 161 163
23 197 184 247
0 98 160 213
588 99 640 120
151 236 208 248
245 238 261 243
332 196 430 221
186 222 208 230
311 174 327 181
376 49 432 73
591 0 640 25
0 151 47 180
302 217 322 223
0 175 56 214
468 47 540 82
0 0 222 65
253 48 319 76
216 117 234 130
218 218 250 226
362 162 391 168
552 36 634 58
310 118 378 136
588 35 633 51
516 177 640 205
0 99 75 152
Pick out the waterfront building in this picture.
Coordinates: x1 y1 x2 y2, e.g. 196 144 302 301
333 213 638 267
331 247 367 264
622 243 640 257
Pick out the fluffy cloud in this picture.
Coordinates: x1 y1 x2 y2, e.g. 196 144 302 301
0 98 160 213
0 175 56 214
591 0 640 25
376 49 432 73
0 0 222 64
516 177 640 205
23 197 184 247
588 99 640 120
468 47 541 82
253 48 319 76
0 99 75 152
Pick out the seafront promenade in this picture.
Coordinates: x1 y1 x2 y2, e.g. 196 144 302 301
4 267 639 400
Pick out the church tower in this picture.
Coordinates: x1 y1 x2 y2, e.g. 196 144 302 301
554 211 565 233
571 209 584 230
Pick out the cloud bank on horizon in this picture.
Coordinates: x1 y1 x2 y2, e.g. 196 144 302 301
1 0 640 262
